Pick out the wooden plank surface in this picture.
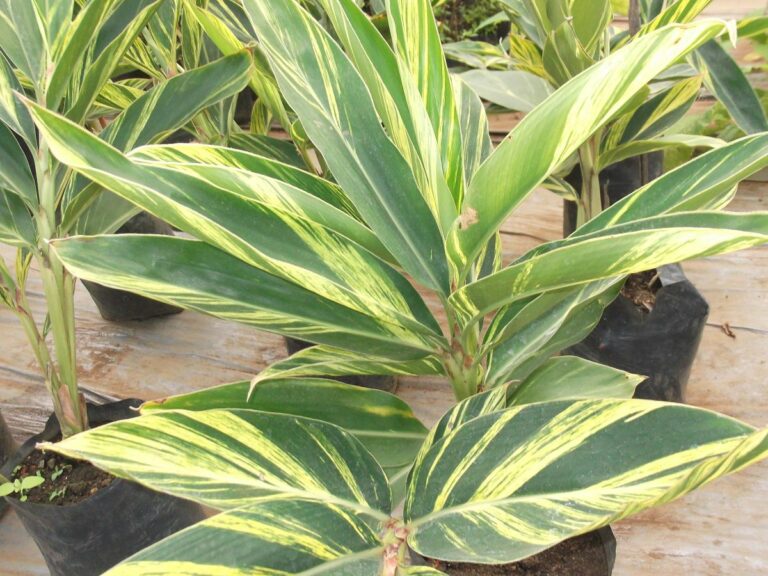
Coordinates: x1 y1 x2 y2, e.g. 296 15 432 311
1 180 765 574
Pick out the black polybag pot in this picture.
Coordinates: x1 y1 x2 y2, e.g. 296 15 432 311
82 212 184 322
0 409 17 516
283 337 398 392
565 265 708 402
563 155 709 402
1 399 205 576
410 526 616 575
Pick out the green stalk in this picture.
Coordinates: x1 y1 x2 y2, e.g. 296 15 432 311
34 135 87 438
577 135 604 226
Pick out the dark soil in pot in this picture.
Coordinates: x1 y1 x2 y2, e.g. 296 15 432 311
2 399 205 576
82 212 184 322
413 526 616 575
563 154 708 402
283 337 398 392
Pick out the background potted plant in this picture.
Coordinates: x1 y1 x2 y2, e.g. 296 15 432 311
0 0 254 573
26 0 768 569
442 0 768 402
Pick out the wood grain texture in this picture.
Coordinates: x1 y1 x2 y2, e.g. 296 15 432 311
1 152 767 573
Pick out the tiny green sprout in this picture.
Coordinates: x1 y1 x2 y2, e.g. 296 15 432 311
50 466 66 482
0 474 45 502
48 487 67 502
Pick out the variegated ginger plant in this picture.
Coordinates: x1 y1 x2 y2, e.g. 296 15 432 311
0 0 252 436
451 0 768 224
19 0 768 571
29 0 768 404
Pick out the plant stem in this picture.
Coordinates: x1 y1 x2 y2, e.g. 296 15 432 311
33 135 86 438
577 136 603 226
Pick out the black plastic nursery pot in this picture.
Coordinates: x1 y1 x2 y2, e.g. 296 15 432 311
82 212 184 322
563 155 709 402
412 526 616 575
283 337 398 392
1 399 205 576
0 409 17 516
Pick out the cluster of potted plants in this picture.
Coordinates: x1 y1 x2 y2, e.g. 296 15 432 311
1 0 768 574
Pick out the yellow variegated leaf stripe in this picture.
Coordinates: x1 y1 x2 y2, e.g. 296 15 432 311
129 143 360 234
405 386 510 511
452 211 768 322
0 1 48 88
46 0 117 109
0 52 35 147
243 0 450 294
104 495 386 576
581 134 768 234
251 345 443 386
405 399 768 563
484 280 621 387
317 0 456 233
451 76 493 183
29 105 444 348
597 135 724 171
447 21 726 276
52 235 434 360
99 51 252 151
45 409 392 514
618 75 703 144
66 1 163 123
506 356 642 405
387 0 466 203
188 3 292 133
634 0 713 38
140 378 429 470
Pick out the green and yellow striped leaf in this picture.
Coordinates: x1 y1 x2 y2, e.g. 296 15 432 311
634 0 712 37
616 76 703 144
597 134 724 171
317 0 456 232
449 76 491 185
582 133 768 233
243 0 449 294
227 134 303 169
101 51 251 151
484 280 621 386
45 409 392 513
507 356 642 405
0 189 35 247
0 0 48 88
451 211 768 321
70 51 253 235
52 235 436 359
407 386 510 501
251 345 443 386
694 40 768 135
458 70 552 113
141 378 429 470
0 53 35 147
188 3 292 133
29 106 443 345
46 0 117 110
66 0 162 123
104 496 386 576
447 21 725 275
129 143 358 225
387 0 465 202
0 123 36 208
405 399 768 563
